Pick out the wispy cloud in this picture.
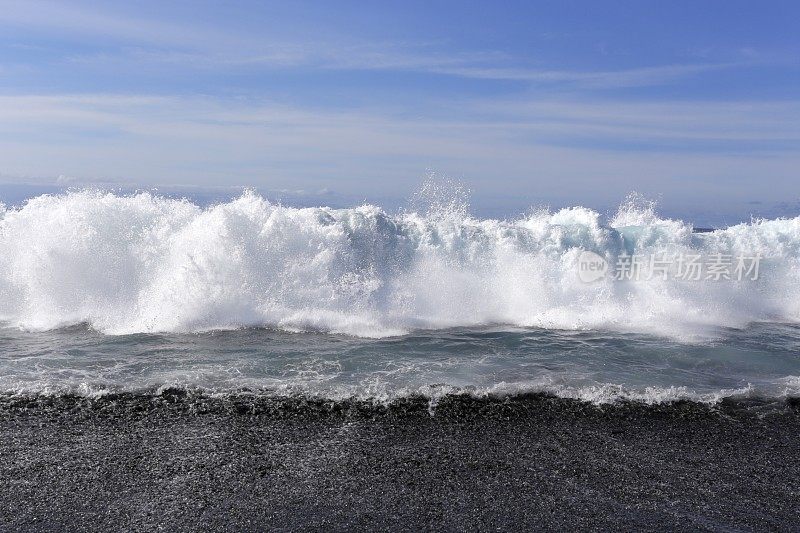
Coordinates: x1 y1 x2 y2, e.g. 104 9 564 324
430 62 744 88
3 94 795 149
0 0 235 48
0 0 749 90
64 43 493 73
0 93 797 211
57 42 741 92
474 99 800 143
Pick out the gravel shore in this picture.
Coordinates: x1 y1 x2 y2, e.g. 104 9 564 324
1 393 798 531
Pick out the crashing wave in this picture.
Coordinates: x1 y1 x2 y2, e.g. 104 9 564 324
0 189 799 338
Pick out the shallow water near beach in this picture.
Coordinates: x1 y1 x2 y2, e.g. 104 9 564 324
1 322 799 406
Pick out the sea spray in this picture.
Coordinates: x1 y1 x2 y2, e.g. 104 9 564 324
0 189 798 338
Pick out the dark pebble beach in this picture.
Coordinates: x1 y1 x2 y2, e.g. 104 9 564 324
1 392 799 531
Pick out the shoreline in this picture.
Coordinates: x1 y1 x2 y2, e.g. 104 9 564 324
2 393 799 530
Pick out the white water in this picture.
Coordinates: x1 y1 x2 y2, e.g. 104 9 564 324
0 189 799 338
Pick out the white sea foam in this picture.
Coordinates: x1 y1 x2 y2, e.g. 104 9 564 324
3 375 796 407
0 189 799 338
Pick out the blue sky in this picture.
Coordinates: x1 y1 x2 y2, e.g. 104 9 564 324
0 0 798 223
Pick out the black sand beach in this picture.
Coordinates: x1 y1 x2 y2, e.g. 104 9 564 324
1 393 798 531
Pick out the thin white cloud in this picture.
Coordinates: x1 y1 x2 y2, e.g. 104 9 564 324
430 62 744 88
3 94 795 145
0 0 749 89
0 94 797 208
472 99 800 142
0 0 235 48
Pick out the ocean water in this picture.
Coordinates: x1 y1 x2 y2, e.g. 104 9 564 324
1 189 799 405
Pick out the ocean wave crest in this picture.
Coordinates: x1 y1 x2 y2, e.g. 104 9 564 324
1 189 799 338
